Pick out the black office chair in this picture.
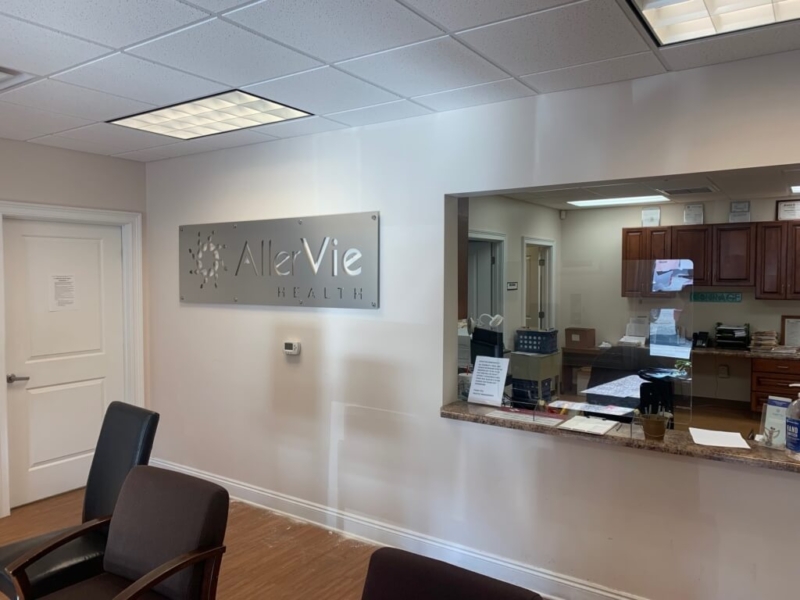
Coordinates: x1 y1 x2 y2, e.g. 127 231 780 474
0 402 159 599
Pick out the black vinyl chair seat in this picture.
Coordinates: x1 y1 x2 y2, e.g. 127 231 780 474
40 573 166 600
361 548 542 600
0 529 106 599
0 402 159 599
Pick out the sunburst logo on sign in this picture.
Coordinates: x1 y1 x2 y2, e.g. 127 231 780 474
188 231 227 289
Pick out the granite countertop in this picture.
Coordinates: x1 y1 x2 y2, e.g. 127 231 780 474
691 348 800 361
441 401 800 474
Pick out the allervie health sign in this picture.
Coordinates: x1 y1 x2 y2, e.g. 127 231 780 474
179 212 379 309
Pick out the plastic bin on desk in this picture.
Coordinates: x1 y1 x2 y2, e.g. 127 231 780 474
515 329 559 354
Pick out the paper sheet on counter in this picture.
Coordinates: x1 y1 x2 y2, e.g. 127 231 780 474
689 427 750 449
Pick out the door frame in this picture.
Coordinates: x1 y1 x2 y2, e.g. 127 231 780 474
0 200 144 518
467 230 505 321
521 237 556 331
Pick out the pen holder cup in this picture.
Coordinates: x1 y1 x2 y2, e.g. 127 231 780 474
641 415 668 441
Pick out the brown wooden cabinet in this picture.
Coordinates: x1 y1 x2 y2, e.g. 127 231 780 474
751 358 800 412
786 222 800 300
621 227 672 297
621 228 647 297
622 221 799 298
712 223 757 287
756 222 788 299
672 225 712 286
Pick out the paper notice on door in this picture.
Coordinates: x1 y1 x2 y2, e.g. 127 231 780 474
468 356 509 406
49 275 78 312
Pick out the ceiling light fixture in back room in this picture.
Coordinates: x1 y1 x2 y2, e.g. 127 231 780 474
110 90 310 140
631 0 800 45
568 195 669 207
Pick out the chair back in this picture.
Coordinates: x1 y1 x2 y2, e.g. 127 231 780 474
361 548 542 600
83 401 160 522
104 466 229 600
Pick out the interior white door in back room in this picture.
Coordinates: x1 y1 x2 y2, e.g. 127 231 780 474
4 219 124 508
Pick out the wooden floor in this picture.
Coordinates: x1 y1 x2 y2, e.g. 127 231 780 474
0 490 377 600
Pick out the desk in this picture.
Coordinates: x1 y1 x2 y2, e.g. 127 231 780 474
581 374 645 400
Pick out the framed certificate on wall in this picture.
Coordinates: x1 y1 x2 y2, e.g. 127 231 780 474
777 200 800 221
781 315 800 346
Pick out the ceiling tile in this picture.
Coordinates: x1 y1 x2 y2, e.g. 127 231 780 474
183 0 254 11
584 183 660 198
0 79 155 121
413 78 535 111
55 54 226 106
338 37 507 97
327 100 432 127
0 101 91 138
252 116 347 138
660 19 800 71
122 129 274 159
38 123 175 155
112 146 183 162
0 0 208 48
0 14 110 76
457 0 649 76
243 67 399 115
401 0 578 31
29 135 121 155
225 0 442 62
521 52 664 93
128 19 321 87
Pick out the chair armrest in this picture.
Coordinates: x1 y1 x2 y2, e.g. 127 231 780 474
112 546 226 600
5 517 112 599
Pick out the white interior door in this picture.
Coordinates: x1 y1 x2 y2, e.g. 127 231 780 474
4 219 124 508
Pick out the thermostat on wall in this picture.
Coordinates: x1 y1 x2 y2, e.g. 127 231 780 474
284 342 301 356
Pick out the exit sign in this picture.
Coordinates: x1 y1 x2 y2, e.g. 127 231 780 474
690 292 742 303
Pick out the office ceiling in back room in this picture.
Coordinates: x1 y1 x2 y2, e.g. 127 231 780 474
1 0 799 161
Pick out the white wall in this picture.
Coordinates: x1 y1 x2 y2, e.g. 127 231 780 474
146 48 800 600
0 138 145 212
469 195 561 346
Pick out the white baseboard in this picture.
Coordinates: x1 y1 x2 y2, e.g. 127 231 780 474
150 458 649 600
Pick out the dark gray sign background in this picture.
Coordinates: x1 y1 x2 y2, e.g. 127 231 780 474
179 212 379 309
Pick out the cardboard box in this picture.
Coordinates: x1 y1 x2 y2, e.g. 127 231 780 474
565 327 596 349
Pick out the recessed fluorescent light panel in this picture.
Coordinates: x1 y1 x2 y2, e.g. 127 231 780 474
110 90 310 140
632 0 800 45
792 185 800 194
568 195 669 207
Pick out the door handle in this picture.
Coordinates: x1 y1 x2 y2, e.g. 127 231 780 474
6 374 30 384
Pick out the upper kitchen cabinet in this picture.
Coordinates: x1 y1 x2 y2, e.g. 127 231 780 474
621 227 671 297
621 228 648 297
787 222 800 300
672 225 712 287
713 223 757 287
756 222 788 299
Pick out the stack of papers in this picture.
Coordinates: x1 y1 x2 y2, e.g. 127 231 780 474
751 330 779 351
689 428 750 449
558 416 619 435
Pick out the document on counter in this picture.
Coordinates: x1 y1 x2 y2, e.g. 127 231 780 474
558 416 619 436
689 427 750 449
548 400 635 416
468 356 510 407
485 410 563 427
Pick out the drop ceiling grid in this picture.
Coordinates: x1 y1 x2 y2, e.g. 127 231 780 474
0 0 797 160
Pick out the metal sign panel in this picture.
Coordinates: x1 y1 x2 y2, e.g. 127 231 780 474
180 212 379 309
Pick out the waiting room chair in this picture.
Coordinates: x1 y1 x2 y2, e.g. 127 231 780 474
360 548 542 600
0 402 160 599
5 466 229 600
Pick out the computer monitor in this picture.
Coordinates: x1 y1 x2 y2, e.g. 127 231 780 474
470 327 504 365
